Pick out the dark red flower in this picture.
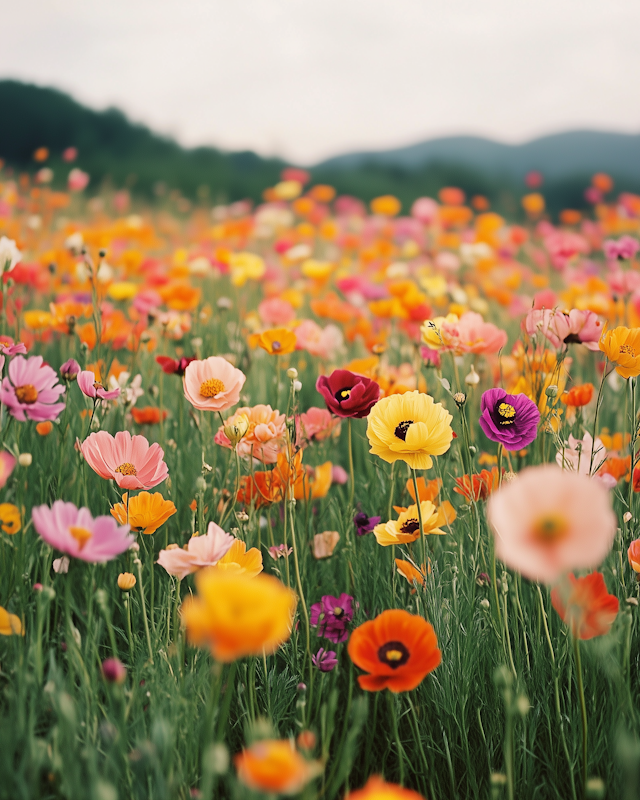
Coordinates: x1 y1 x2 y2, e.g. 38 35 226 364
316 369 380 419
155 355 195 376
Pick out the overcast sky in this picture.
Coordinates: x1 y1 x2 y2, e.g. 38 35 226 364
2 0 639 164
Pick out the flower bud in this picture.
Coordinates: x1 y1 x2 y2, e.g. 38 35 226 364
18 453 32 467
223 413 249 446
624 511 633 523
545 384 558 398
465 365 480 386
195 476 207 493
60 358 81 380
118 572 136 591
293 380 302 392
101 657 127 685
453 392 466 406
287 367 298 380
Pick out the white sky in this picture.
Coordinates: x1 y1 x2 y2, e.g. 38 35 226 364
2 0 640 164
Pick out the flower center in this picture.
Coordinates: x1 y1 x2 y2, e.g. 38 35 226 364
69 525 93 550
400 518 420 534
496 402 516 426
115 462 138 476
15 384 38 404
271 341 281 352
333 607 344 618
394 420 414 441
200 378 226 398
335 387 352 402
532 512 569 543
377 640 410 669
620 344 637 357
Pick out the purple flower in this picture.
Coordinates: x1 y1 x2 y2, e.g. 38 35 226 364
0 355 65 422
312 648 338 672
60 358 81 381
268 543 293 560
310 593 354 643
354 512 381 536
479 388 540 452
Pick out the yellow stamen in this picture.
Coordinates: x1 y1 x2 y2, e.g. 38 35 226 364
200 378 226 398
115 462 137 476
15 384 38 404
385 650 403 661
69 525 93 550
532 513 568 543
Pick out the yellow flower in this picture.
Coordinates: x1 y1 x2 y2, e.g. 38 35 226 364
215 539 263 577
599 325 640 379
117 572 137 591
301 259 334 281
373 502 451 546
110 492 176 535
273 180 302 200
230 252 266 287
107 281 138 301
23 310 53 331
420 314 458 350
0 503 21 535
366 391 453 470
249 327 297 355
0 606 23 636
181 571 297 661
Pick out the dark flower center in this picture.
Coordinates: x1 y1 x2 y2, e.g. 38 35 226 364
333 607 344 618
496 402 516 426
335 387 352 402
377 640 410 669
271 341 281 352
400 518 420 534
15 384 38 404
394 420 414 440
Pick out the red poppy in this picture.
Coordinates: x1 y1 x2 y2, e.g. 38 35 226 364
155 355 195 376
561 383 594 407
347 609 441 692
131 407 167 425
551 572 619 640
316 369 381 419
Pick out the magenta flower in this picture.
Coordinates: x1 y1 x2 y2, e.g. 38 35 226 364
101 657 127 684
354 512 381 536
32 500 135 563
80 430 169 490
0 340 27 357
60 359 81 381
603 236 640 261
312 648 338 672
316 369 380 419
310 593 355 643
479 388 540 451
0 355 65 421
77 369 121 401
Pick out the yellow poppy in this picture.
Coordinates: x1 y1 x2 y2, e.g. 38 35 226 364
0 606 23 636
0 503 21 535
373 501 451 546
215 539 263 577
599 325 640 379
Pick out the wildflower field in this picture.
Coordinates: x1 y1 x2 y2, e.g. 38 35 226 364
1 164 640 800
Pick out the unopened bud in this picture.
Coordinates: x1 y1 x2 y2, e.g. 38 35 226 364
465 365 480 386
195 476 207 493
293 380 302 392
18 453 32 467
223 413 249 446
453 392 466 406
287 367 298 380
545 384 558 398
118 572 136 591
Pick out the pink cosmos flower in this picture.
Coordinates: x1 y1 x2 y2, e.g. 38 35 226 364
183 356 246 412
0 355 65 421
214 404 286 464
0 451 16 488
77 370 121 401
486 464 617 584
258 297 296 327
294 319 344 361
0 340 27 356
80 430 169 490
523 308 601 351
603 236 640 261
296 407 341 445
157 522 235 579
32 500 135 563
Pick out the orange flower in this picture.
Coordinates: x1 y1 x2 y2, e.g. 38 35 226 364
131 406 167 425
370 195 401 217
181 571 297 661
235 739 322 794
561 383 594 407
249 327 297 355
453 467 501 502
347 776 426 800
406 477 441 504
347 609 441 692
395 559 429 589
36 421 53 436
522 193 545 216
111 492 177 535
599 325 640 379
159 281 202 311
600 454 630 482
215 539 263 577
628 539 640 572
551 572 619 640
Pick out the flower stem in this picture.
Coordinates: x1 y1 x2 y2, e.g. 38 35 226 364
411 468 428 588
348 417 355 513
573 633 588 799
135 557 154 664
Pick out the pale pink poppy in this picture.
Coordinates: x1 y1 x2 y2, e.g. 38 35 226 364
80 430 169 490
556 431 607 477
523 308 601 351
294 320 344 361
214 404 286 464
184 356 245 412
157 522 234 579
311 530 340 559
258 297 296 327
487 465 617 584
296 407 341 445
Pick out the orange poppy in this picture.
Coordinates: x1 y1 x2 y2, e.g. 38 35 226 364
453 467 501 502
131 406 167 425
235 739 322 794
561 383 594 407
551 572 619 640
406 477 441 504
249 327 297 355
36 421 53 436
347 776 426 800
347 609 441 692
370 195 401 217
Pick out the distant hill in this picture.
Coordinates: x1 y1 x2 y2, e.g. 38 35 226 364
317 131 640 182
2 79 640 215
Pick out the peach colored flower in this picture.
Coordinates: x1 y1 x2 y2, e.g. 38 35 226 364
294 319 344 361
312 530 340 559
421 312 506 355
296 407 341 446
157 522 235 580
214 404 286 464
183 356 246 412
80 431 168 490
487 464 617 584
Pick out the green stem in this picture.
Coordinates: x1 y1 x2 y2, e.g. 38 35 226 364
348 418 355 514
411 468 428 583
573 634 588 799
135 557 154 664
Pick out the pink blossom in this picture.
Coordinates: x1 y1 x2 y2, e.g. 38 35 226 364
0 451 16 488
294 319 344 361
331 465 349 485
80 430 168 490
183 356 245 412
214 405 286 464
258 297 296 327
411 197 439 225
32 500 135 563
296 407 341 445
543 230 590 270
133 289 163 316
556 432 607 477
157 522 235 579
0 355 65 422
523 308 602 351
603 236 640 261
0 339 27 356
68 168 89 192
438 311 507 355
77 370 121 401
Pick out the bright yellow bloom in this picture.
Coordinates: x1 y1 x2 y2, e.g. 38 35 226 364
181 571 297 661
294 461 332 501
23 310 53 331
107 281 138 301
366 391 453 470
249 327 297 355
599 325 640 379
373 501 451 546
215 539 263 577
111 492 177 535
0 606 23 636
230 252 266 287
420 314 459 349
301 259 334 281
0 503 21 535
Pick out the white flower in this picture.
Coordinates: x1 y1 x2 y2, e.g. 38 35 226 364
53 556 70 574
65 231 84 253
125 374 144 407
0 237 21 272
